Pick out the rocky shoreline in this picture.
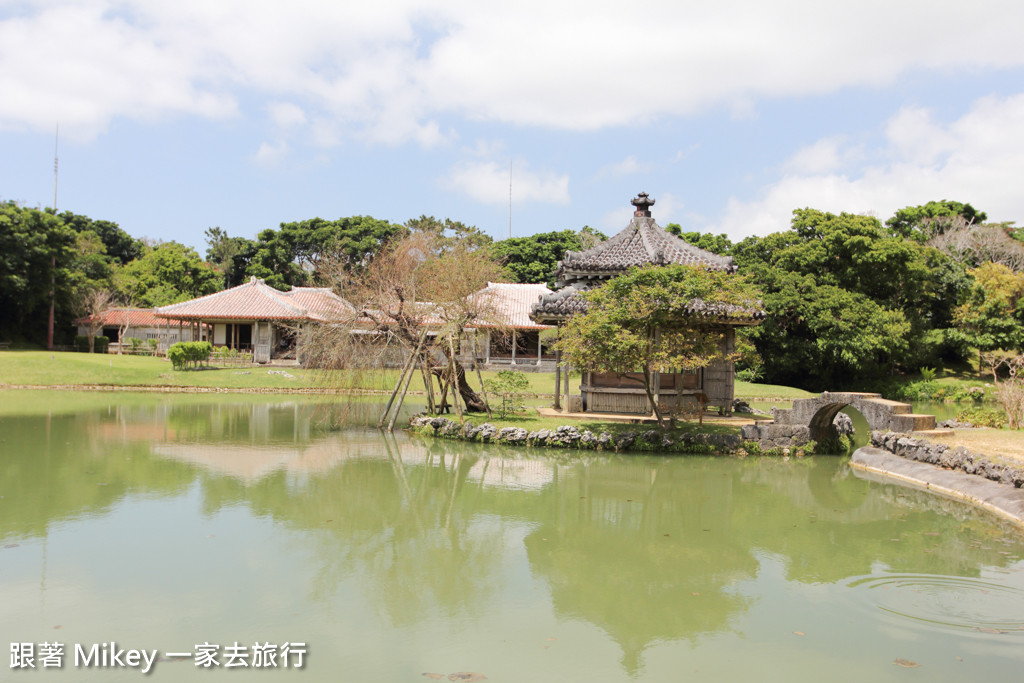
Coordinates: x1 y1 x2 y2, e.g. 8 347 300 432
408 415 823 456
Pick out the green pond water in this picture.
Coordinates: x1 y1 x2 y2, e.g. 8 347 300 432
2 391 1024 682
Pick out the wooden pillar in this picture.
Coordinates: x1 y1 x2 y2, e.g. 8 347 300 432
536 331 542 365
484 331 490 364
511 330 516 365
563 363 572 414
554 349 562 410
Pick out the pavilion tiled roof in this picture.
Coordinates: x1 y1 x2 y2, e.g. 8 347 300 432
555 206 735 285
532 192 759 324
75 308 166 327
155 277 354 322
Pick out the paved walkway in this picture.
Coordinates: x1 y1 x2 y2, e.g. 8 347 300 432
851 446 1024 529
534 407 758 426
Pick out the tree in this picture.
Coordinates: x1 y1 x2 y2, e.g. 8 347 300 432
59 211 143 265
887 200 987 242
733 208 962 377
664 225 733 255
928 220 1024 272
743 270 910 389
490 230 581 285
205 227 257 289
116 242 220 307
246 215 405 289
952 262 1024 364
405 215 492 251
0 203 78 344
306 232 509 414
77 288 116 353
557 264 759 428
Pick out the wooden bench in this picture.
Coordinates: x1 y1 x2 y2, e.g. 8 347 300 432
0 341 11 350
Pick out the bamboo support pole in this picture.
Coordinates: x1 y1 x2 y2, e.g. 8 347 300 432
379 329 426 429
448 336 464 422
471 335 492 419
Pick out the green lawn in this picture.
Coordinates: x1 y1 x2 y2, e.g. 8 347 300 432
0 349 810 410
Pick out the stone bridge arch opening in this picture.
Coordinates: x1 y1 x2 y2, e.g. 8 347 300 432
808 402 868 444
745 392 938 452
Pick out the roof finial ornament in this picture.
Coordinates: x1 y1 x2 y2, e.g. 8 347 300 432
631 192 655 217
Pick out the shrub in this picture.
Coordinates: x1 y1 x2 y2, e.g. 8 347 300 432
125 337 144 353
484 370 534 418
167 341 213 370
919 366 937 381
75 335 109 353
957 406 1008 428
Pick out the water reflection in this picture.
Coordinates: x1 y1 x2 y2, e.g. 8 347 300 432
2 393 1023 681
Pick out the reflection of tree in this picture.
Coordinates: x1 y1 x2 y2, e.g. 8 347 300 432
522 459 757 676
4 398 1024 681
0 412 195 541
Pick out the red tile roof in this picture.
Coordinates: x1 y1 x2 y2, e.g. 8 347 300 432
155 277 355 322
76 308 166 327
470 282 554 330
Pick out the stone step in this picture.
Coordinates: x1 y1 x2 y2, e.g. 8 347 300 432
889 413 936 432
864 398 912 414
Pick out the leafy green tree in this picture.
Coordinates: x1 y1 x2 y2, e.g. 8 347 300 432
743 270 910 389
490 230 581 285
886 200 987 242
247 215 405 289
116 242 220 307
405 215 492 251
59 211 143 265
664 225 734 255
952 262 1024 359
734 208 964 377
557 264 759 428
484 370 534 418
205 227 257 289
0 203 79 344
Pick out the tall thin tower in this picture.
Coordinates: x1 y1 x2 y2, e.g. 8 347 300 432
47 124 58 350
508 159 512 239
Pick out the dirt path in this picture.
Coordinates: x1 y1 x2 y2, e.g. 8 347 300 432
926 429 1024 467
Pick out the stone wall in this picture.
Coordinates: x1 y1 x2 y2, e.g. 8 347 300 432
870 430 1024 488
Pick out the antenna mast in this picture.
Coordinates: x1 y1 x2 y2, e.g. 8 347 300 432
53 123 59 210
508 159 512 239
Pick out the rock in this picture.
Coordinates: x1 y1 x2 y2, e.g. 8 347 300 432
477 423 497 442
832 412 854 435
528 429 551 446
597 432 614 449
614 432 636 451
498 427 529 444
732 399 754 414
548 426 581 447
579 430 599 448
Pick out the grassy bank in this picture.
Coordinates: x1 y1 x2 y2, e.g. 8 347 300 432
0 349 812 400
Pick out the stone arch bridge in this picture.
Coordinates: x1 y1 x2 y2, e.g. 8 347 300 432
742 392 937 446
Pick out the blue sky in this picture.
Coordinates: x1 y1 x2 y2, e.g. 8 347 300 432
2 1 1023 254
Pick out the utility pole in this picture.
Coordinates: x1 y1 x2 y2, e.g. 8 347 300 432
47 124 58 350
508 159 512 239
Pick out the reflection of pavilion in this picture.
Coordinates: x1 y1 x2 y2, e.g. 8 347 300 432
465 457 554 491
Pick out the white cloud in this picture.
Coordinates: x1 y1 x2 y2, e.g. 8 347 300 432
2 1 1024 143
444 159 569 205
267 102 307 128
253 140 290 166
595 155 649 179
713 93 1024 240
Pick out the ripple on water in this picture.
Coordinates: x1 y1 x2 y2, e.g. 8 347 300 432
845 574 1024 635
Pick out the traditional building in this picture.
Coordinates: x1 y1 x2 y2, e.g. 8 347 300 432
465 282 555 368
531 192 762 415
155 276 354 364
75 307 182 350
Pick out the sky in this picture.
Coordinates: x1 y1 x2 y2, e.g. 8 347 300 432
2 0 1024 254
